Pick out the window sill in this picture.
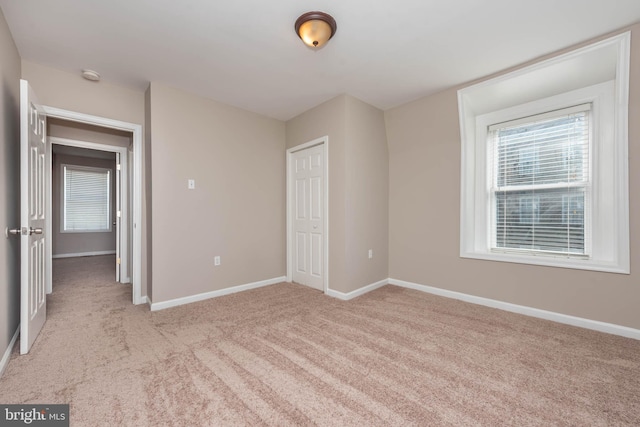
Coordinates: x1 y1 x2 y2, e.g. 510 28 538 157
460 250 629 274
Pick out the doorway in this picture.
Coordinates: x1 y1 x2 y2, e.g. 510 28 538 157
286 136 328 293
42 106 144 305
50 132 129 284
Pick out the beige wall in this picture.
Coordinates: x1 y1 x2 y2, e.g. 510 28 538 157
51 153 116 257
344 96 389 290
385 24 640 329
0 8 21 366
148 82 286 303
286 95 389 293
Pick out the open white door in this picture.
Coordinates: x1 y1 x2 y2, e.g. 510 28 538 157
20 80 48 354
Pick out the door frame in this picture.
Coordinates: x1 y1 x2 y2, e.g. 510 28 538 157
286 136 329 294
49 136 129 284
42 106 144 305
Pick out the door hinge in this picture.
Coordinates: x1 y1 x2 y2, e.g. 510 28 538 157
117 211 121 218
117 258 121 265
116 164 121 171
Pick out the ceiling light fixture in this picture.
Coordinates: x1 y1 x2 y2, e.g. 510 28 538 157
81 69 100 82
295 11 337 49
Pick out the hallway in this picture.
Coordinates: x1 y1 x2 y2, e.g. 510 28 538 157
51 255 130 312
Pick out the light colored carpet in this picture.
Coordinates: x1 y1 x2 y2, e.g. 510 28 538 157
1 255 639 426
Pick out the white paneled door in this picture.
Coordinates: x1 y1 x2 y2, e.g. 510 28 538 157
292 144 324 291
20 80 48 354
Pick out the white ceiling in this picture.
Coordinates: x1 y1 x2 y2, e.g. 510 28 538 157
1 1 639 121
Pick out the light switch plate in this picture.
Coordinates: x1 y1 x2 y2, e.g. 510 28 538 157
188 179 195 189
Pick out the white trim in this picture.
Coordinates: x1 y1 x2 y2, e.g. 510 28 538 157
286 136 329 294
49 136 128 151
487 102 591 131
0 327 19 378
45 133 52 294
42 106 144 305
614 32 631 276
388 278 640 341
150 276 287 311
326 279 388 301
52 250 116 259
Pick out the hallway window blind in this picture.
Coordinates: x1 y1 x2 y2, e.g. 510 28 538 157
62 165 111 232
489 104 591 257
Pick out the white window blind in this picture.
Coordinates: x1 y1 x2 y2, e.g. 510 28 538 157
63 165 111 232
489 104 590 257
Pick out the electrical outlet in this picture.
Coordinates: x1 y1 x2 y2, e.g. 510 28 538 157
368 249 373 259
214 256 221 266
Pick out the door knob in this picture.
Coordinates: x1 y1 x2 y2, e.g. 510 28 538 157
5 227 21 238
4 227 40 237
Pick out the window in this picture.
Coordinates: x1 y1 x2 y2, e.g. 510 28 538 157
458 33 630 273
62 165 111 233
491 105 589 256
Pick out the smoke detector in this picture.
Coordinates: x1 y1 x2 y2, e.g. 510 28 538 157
81 69 100 82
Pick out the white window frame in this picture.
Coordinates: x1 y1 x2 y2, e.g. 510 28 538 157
61 164 113 233
458 33 630 274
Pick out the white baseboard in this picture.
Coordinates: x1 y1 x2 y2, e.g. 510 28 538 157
133 294 148 305
0 326 19 379
53 250 116 259
326 279 388 301
150 276 287 311
388 278 640 341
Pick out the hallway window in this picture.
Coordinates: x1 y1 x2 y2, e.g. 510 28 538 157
62 165 111 232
